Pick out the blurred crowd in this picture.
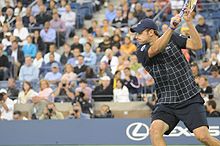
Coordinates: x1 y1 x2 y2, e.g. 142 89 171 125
0 0 220 120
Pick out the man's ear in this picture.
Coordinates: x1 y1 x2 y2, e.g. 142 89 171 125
149 29 154 37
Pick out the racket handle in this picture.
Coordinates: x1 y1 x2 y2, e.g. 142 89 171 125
173 21 179 27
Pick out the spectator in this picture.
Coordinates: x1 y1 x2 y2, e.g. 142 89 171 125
61 64 77 83
145 9 155 19
134 3 146 21
206 100 220 117
199 76 213 102
142 0 154 11
123 67 140 101
7 78 19 99
57 0 67 16
2 31 11 50
113 70 122 89
68 102 90 119
113 79 130 102
44 62 62 86
22 7 31 27
18 81 37 104
200 58 212 75
207 66 220 88
31 0 43 16
73 55 88 76
190 62 200 84
50 11 66 44
92 76 113 101
36 5 52 25
32 30 45 54
60 43 73 65
67 48 81 67
40 21 56 52
88 20 98 35
14 1 26 17
53 79 75 102
47 0 57 15
33 51 44 70
75 79 92 102
111 34 121 49
71 35 84 52
112 8 127 29
0 89 14 120
81 66 97 79
19 56 39 82
0 46 10 80
120 36 137 56
105 3 116 22
94 104 114 118
101 49 119 74
196 16 212 50
13 20 29 42
4 8 15 26
22 36 37 58
1 0 14 14
97 62 113 78
7 40 24 78
98 33 112 52
129 55 142 73
39 102 64 120
30 92 47 120
61 4 76 39
79 28 89 45
128 12 138 27
43 44 61 64
41 56 61 77
122 3 129 21
28 15 40 33
82 42 97 66
13 111 28 120
101 19 113 36
39 80 53 102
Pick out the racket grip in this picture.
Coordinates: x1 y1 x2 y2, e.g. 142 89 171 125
173 21 178 27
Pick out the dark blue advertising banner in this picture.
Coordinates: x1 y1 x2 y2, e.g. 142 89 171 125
0 118 219 145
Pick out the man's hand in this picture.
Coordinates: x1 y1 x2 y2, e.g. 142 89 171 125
170 15 181 29
183 8 193 23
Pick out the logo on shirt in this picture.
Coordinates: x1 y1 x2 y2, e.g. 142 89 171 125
141 45 146 51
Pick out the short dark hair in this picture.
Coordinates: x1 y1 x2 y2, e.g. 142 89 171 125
207 100 217 109
13 111 22 116
79 79 87 84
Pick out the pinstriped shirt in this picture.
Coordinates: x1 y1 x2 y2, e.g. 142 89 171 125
135 32 200 104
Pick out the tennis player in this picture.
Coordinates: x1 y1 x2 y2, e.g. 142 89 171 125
131 9 220 146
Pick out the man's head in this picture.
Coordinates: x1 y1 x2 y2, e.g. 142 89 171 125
124 67 131 76
202 58 211 69
11 40 19 50
206 100 217 113
49 53 55 62
73 35 80 44
100 76 111 88
84 42 91 53
63 43 71 53
73 48 81 57
77 55 84 65
198 16 205 26
198 76 208 88
7 78 16 88
13 111 23 120
44 21 50 30
108 3 114 12
190 62 199 76
51 62 59 73
49 44 56 53
211 66 219 78
130 18 159 44
79 79 88 89
0 89 8 101
65 4 71 13
25 56 32 66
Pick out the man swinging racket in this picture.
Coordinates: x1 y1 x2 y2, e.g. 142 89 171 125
131 8 220 146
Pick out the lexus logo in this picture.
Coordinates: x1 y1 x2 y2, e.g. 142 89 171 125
126 122 149 141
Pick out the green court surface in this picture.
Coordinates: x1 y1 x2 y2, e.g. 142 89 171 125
10 145 204 146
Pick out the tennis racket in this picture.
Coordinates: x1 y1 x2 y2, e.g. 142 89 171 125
173 0 198 26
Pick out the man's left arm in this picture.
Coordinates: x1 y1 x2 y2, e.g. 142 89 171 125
185 10 203 50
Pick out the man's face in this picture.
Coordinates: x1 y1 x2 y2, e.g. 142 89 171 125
78 56 84 65
124 69 131 76
52 67 58 73
49 55 55 62
135 29 152 44
25 57 32 66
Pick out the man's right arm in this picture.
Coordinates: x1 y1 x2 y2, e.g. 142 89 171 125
148 16 181 58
